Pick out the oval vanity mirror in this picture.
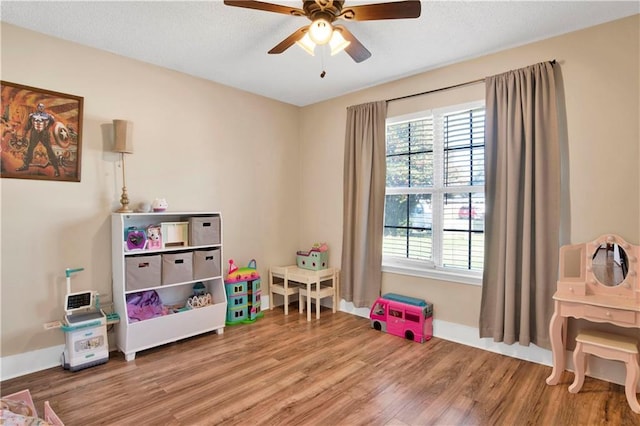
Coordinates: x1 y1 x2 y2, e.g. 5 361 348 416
591 242 628 286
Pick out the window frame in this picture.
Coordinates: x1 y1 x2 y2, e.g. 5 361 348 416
382 100 485 286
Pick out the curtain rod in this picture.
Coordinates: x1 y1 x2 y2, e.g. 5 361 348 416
386 59 557 103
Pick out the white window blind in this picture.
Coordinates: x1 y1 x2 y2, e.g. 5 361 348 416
383 101 485 281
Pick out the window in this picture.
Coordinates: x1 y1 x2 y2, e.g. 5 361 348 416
383 101 485 284
389 308 403 318
406 312 420 323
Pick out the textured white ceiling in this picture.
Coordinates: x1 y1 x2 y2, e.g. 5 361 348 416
1 1 638 106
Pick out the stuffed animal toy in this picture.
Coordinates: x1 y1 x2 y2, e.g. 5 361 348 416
146 225 162 249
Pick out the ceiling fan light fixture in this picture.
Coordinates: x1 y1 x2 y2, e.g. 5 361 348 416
329 29 350 56
308 18 333 45
225 0 422 64
295 33 316 56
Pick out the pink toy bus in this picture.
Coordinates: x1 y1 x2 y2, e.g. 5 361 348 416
369 293 433 343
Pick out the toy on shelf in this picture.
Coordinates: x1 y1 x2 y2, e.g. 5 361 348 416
152 198 168 212
369 293 433 343
146 224 162 249
125 226 147 251
224 259 263 325
187 293 212 308
187 282 212 308
296 242 329 271
193 282 207 296
126 290 168 322
161 221 189 248
136 201 151 213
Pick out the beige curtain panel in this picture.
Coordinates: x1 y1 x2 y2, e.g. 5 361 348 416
341 100 387 308
479 61 561 348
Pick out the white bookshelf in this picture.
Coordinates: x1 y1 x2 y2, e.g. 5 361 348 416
111 212 226 361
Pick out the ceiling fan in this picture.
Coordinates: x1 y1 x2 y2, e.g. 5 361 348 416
223 0 421 63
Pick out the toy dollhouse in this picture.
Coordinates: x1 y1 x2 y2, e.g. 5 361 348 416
224 259 263 325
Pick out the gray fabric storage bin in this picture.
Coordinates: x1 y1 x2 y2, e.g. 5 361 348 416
189 216 220 246
125 254 161 291
193 249 221 280
162 252 193 285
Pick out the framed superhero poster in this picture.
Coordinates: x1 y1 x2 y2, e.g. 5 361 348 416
1 81 83 182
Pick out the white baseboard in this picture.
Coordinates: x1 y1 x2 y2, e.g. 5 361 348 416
2 296 635 391
1 344 65 381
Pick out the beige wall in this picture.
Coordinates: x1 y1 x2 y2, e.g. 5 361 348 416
1 15 638 362
0 23 301 357
299 15 639 327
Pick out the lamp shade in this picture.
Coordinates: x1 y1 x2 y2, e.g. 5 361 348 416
308 19 332 45
330 29 350 56
295 33 316 56
113 119 133 154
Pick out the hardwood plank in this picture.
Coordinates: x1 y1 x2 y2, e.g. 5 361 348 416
1 308 638 425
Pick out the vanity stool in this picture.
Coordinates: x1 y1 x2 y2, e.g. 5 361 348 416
569 329 640 414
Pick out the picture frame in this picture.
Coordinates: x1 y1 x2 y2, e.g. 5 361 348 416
1 81 83 182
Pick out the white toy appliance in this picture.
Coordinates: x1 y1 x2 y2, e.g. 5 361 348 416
61 267 109 371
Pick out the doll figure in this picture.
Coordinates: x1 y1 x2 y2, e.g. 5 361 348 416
146 225 162 249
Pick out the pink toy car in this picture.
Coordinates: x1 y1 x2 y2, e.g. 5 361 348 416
370 293 433 343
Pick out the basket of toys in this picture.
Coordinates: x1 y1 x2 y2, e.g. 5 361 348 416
296 243 328 271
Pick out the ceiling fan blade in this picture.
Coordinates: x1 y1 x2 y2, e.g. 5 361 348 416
335 26 371 63
268 26 308 54
340 0 421 21
223 1 304 17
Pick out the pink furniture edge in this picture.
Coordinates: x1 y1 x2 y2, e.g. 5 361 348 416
3 389 64 425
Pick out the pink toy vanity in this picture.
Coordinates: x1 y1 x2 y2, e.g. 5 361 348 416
546 234 640 413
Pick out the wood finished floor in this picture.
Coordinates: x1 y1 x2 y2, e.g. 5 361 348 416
2 307 638 426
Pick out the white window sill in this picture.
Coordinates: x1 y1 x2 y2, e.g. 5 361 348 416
382 263 482 286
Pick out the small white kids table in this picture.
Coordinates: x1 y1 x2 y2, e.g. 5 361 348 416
269 265 339 321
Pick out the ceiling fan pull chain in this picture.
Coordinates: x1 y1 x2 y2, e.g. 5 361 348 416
320 45 327 78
